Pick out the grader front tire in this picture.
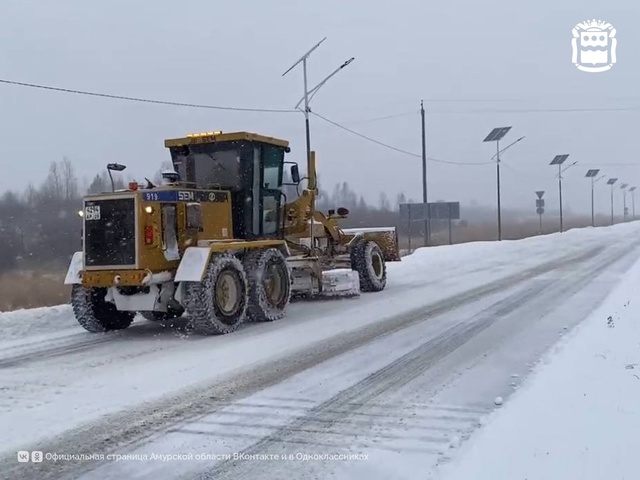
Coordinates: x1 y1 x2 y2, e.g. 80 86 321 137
71 285 135 333
350 240 387 292
244 248 291 322
186 253 248 335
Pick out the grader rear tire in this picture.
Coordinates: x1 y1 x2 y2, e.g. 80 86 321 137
350 240 387 292
71 285 135 333
185 253 248 335
244 248 291 322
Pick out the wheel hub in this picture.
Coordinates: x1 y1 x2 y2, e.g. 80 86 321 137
215 270 240 315
263 261 286 305
371 251 384 279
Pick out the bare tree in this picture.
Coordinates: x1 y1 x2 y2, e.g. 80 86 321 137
87 173 108 194
379 192 391 211
61 157 78 200
43 161 63 200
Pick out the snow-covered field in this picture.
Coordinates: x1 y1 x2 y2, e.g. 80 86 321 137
1 222 640 480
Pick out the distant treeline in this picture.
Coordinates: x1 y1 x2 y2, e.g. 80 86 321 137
0 160 420 274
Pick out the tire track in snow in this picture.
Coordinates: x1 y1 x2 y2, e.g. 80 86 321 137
0 317 195 369
195 282 553 480
0 243 628 480
0 335 114 369
196 240 639 480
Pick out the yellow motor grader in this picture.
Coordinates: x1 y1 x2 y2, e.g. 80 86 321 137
64 131 400 335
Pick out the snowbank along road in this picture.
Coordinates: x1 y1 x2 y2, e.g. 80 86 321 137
2 222 640 480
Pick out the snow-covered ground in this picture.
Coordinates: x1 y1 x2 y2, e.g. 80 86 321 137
436 241 640 480
1 222 640 480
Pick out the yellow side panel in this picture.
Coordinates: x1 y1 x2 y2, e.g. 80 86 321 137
200 201 233 240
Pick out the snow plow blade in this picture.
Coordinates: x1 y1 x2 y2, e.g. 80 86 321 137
341 227 401 261
321 269 361 297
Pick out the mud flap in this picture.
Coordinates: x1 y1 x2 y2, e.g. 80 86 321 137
175 247 212 282
64 252 84 285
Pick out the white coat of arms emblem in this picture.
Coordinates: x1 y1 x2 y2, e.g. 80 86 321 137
571 19 617 73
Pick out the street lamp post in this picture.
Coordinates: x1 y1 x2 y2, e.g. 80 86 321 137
283 37 354 169
282 38 354 251
550 155 573 232
585 169 600 227
483 126 513 241
630 187 637 219
607 178 618 225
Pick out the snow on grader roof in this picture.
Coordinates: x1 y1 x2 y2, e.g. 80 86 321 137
64 129 400 337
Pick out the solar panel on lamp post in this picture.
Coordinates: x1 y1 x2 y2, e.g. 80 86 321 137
550 155 570 232
585 169 600 227
620 183 629 221
483 126 512 241
607 178 618 225
630 187 637 219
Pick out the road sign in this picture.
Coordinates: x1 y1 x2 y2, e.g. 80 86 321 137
400 203 427 221
536 199 545 207
536 207 545 215
535 191 545 199
400 202 461 221
430 202 460 220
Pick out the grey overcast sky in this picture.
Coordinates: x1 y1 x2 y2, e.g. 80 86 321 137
0 0 638 216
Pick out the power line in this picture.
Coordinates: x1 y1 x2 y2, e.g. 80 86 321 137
430 156 494 166
345 110 417 125
310 110 492 166
310 110 420 157
427 106 640 114
336 104 640 127
0 78 298 114
3 77 639 116
582 163 640 166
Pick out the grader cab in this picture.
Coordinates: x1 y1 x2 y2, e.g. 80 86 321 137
65 131 400 335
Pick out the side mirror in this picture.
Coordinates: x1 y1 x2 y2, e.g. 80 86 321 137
290 164 301 184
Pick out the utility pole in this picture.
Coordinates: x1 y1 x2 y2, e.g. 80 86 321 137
420 101 429 245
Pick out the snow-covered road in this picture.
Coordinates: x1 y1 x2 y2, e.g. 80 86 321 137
2 223 640 480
